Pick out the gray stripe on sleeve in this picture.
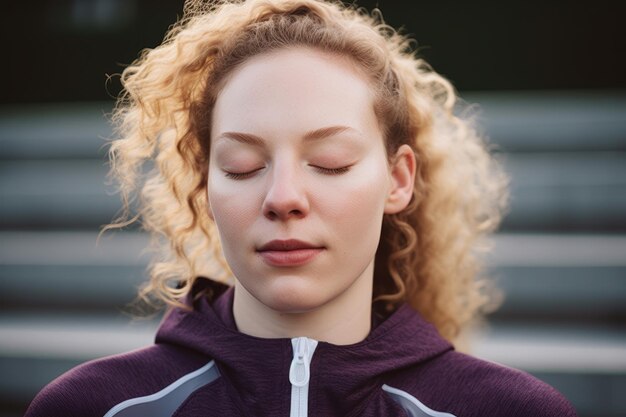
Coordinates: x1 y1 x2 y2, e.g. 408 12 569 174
103 361 220 417
383 384 457 417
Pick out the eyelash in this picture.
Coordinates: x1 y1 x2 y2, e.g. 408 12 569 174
224 170 258 180
312 165 351 175
223 165 351 180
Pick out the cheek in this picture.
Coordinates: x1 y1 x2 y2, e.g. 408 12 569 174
207 172 259 241
316 164 389 242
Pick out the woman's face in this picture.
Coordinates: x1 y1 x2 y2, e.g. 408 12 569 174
208 47 411 313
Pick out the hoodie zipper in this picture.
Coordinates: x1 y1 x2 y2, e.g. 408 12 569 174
289 337 318 417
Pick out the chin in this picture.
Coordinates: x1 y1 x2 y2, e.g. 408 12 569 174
257 280 331 314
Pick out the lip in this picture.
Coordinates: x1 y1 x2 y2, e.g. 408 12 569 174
257 239 324 267
258 239 320 251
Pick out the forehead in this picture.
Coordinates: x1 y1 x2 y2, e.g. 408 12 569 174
211 47 380 141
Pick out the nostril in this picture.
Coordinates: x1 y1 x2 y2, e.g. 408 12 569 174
264 207 305 221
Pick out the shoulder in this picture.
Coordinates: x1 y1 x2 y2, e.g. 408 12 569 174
387 350 578 417
445 351 577 416
25 344 210 417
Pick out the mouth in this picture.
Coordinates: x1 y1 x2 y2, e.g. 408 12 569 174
256 239 325 267
258 239 322 251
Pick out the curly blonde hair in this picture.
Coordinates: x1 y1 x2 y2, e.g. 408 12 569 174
104 0 509 342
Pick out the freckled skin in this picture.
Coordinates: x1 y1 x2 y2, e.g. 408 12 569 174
207 47 414 343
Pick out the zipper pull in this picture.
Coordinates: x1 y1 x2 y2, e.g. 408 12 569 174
289 337 317 387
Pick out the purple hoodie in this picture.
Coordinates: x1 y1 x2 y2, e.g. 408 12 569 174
26 279 577 416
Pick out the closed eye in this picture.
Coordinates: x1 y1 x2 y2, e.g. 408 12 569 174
311 165 352 175
224 167 263 180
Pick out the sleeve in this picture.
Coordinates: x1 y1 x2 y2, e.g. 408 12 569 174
23 355 142 417
407 352 580 417
474 363 579 417
24 368 110 417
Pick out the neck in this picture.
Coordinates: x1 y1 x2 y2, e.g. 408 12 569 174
232 265 374 345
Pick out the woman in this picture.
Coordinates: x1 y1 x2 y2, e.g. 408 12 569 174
26 0 577 416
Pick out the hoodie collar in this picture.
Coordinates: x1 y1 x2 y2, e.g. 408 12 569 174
156 278 453 416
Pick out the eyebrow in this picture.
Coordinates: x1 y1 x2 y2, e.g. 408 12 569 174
304 125 356 141
215 125 359 146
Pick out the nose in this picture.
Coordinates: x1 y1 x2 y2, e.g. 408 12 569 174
262 164 310 221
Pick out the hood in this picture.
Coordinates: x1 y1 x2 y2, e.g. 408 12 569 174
155 278 453 416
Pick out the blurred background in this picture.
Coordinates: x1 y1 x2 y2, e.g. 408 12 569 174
1 1 625 416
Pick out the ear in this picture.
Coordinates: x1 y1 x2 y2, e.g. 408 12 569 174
384 144 417 214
